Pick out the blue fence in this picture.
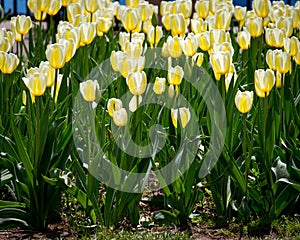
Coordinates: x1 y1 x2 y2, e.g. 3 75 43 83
0 0 298 16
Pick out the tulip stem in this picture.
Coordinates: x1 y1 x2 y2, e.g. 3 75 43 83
243 115 249 199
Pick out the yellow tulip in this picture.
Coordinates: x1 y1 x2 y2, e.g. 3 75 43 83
122 8 139 32
16 15 32 36
265 28 284 48
214 9 232 30
23 72 47 97
210 29 228 44
80 22 96 46
33 9 48 21
266 49 277 71
37 0 51 12
254 69 275 97
160 1 171 16
110 50 127 72
161 42 170 58
126 0 139 8
1 53 19 74
234 6 247 24
79 80 100 102
237 31 251 50
113 108 128 127
67 3 82 24
58 38 76 63
192 52 204 67
294 51 300 65
235 90 253 114
45 43 67 69
153 77 166 95
57 25 81 49
0 38 11 52
147 26 163 47
138 2 153 22
171 107 191 129
167 36 182 58
191 19 207 34
275 51 290 74
119 56 145 77
210 51 231 79
245 17 263 38
252 0 271 18
284 37 299 57
126 41 143 58
96 17 112 36
168 66 184 86
47 0 62 16
199 31 211 51
84 0 98 14
211 42 234 58
175 0 192 19
162 13 171 31
170 13 186 37
62 0 71 7
126 71 147 95
292 8 300 29
276 17 293 37
195 0 209 19
107 98 123 117
181 34 199 57
39 61 56 87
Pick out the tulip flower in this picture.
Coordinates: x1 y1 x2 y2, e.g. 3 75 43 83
265 28 284 48
126 71 147 96
80 22 96 46
122 8 139 33
210 29 228 44
37 0 51 12
0 38 11 52
254 69 275 97
266 49 277 71
234 6 247 27
162 13 171 31
171 107 191 129
57 25 81 49
214 9 232 30
16 15 32 36
275 51 290 75
147 26 163 47
168 66 184 86
138 2 153 22
199 31 211 51
79 80 100 102
161 42 170 58
107 98 123 117
181 34 199 57
170 13 186 37
23 72 47 97
96 17 112 36
167 36 182 58
283 37 299 57
292 8 300 29
192 52 204 67
210 51 231 80
84 0 98 14
10 17 22 42
113 108 128 127
39 61 56 87
252 0 271 18
191 19 207 34
237 31 251 50
62 0 71 7
235 90 254 114
110 51 127 72
67 3 82 24
47 0 62 16
153 77 166 95
118 56 145 78
46 43 67 69
195 0 209 19
276 17 293 38
1 53 19 74
245 17 263 38
125 41 143 58
175 0 192 19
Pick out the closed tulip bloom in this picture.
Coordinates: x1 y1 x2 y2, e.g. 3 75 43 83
168 66 184 86
96 17 112 36
37 0 51 12
292 8 300 29
147 26 163 47
181 34 199 57
245 17 263 38
67 3 82 23
129 95 142 112
1 53 19 74
191 19 207 34
199 31 211 51
10 18 21 42
234 6 247 22
161 42 170 58
175 0 192 19
192 52 204 67
80 80 99 102
0 38 11 52
171 107 191 129
58 26 81 49
195 0 209 19
276 51 290 74
167 36 182 58
47 0 62 15
122 8 139 32
237 31 251 50
235 90 253 114
210 29 228 44
126 71 147 95
46 43 67 69
119 56 145 77
153 77 166 95
215 9 232 30
110 50 127 72
170 14 186 37
269 28 284 48
113 108 128 127
252 0 270 18
266 49 277 71
125 41 143 58
160 1 171 16
73 14 89 27
39 61 56 87
16 15 32 35
84 0 98 14
23 72 47 97
139 2 153 22
58 38 76 62
254 69 275 97
80 23 96 46
210 51 231 78
276 17 293 37
162 13 171 30
283 37 299 57
107 98 123 117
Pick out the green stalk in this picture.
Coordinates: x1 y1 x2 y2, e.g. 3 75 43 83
243 115 249 199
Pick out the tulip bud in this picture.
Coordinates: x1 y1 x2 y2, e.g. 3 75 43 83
46 43 67 69
126 71 147 95
275 51 290 74
47 0 62 16
191 19 207 34
79 80 100 102
266 49 277 71
199 31 211 51
23 72 47 97
16 15 32 36
0 38 11 52
125 41 143 58
122 8 139 32
210 51 231 79
153 77 166 95
84 0 98 14
138 2 153 22
80 22 96 46
266 28 284 48
162 13 171 31
113 108 128 127
39 61 56 87
110 50 126 72
67 3 82 24
283 37 299 57
237 31 251 50
181 34 199 57
170 13 186 37
245 17 263 38
214 9 232 30
276 17 293 37
195 0 209 19
234 6 247 23
107 98 123 117
171 107 191 129
252 0 271 18
175 0 192 19
254 69 275 97
167 36 182 58
96 17 112 36
147 26 163 47
235 90 253 114
168 66 184 86
1 53 19 74
37 0 51 12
